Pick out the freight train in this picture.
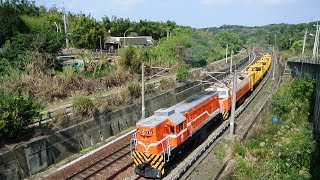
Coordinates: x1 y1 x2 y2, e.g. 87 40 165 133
130 53 272 178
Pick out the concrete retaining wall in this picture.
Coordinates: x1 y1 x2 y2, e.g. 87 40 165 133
287 60 320 133
0 82 202 179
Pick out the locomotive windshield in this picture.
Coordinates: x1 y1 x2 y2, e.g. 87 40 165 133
217 88 229 98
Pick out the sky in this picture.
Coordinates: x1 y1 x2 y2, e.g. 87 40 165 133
35 0 320 28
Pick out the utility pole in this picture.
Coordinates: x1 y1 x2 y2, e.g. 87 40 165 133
230 70 237 136
289 37 293 47
230 50 234 73
248 48 251 62
124 29 129 47
312 23 320 58
99 36 102 51
63 3 69 48
141 63 145 120
53 22 59 33
225 44 228 63
302 29 308 55
252 46 256 63
272 47 276 80
317 24 320 57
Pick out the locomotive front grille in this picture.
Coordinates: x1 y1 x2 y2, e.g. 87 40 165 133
132 150 165 175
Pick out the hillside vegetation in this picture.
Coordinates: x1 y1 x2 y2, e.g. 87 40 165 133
0 1 317 145
203 23 317 55
232 76 318 179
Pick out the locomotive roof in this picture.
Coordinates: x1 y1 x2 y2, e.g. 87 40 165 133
136 91 218 127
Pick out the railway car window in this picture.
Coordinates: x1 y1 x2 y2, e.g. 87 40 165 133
220 91 226 96
178 123 183 131
170 126 175 134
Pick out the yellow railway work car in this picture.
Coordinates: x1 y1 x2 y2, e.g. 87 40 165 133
248 53 272 88
247 64 264 87
257 60 268 75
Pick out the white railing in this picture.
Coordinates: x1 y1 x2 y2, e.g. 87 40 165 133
130 133 137 157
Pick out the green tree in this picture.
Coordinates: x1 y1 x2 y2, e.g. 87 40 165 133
176 64 189 82
0 4 29 46
0 14 64 75
214 31 243 51
70 14 104 49
120 46 141 73
109 16 132 37
191 45 209 67
289 40 304 54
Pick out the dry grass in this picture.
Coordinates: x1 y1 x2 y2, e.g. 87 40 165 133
51 109 71 129
72 94 96 119
0 57 137 106
96 88 132 114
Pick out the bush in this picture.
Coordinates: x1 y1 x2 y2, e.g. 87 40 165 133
191 45 209 67
128 82 141 99
51 109 70 128
272 75 315 119
159 78 175 91
232 76 316 179
105 67 137 88
176 65 189 82
72 96 95 118
120 46 142 73
0 90 42 142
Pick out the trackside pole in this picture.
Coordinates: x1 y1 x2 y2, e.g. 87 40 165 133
142 63 145 120
230 70 237 136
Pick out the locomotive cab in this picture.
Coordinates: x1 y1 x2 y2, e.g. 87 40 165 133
134 119 168 179
205 85 229 99
133 108 187 178
216 87 229 99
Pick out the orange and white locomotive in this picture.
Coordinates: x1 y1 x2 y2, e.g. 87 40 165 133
131 53 272 178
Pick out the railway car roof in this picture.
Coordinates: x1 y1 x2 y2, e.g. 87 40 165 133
136 91 218 127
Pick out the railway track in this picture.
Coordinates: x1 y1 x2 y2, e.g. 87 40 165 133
65 144 132 180
164 52 273 180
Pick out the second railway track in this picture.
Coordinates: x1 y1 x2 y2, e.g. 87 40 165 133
66 144 132 180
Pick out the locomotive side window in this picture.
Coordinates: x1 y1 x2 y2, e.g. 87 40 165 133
170 126 175 134
178 123 183 131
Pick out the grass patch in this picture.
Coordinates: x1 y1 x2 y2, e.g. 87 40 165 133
72 95 96 118
214 145 225 161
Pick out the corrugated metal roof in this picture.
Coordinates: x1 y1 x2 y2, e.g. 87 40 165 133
136 91 217 127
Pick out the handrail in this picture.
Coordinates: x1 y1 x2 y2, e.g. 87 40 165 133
130 133 137 158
